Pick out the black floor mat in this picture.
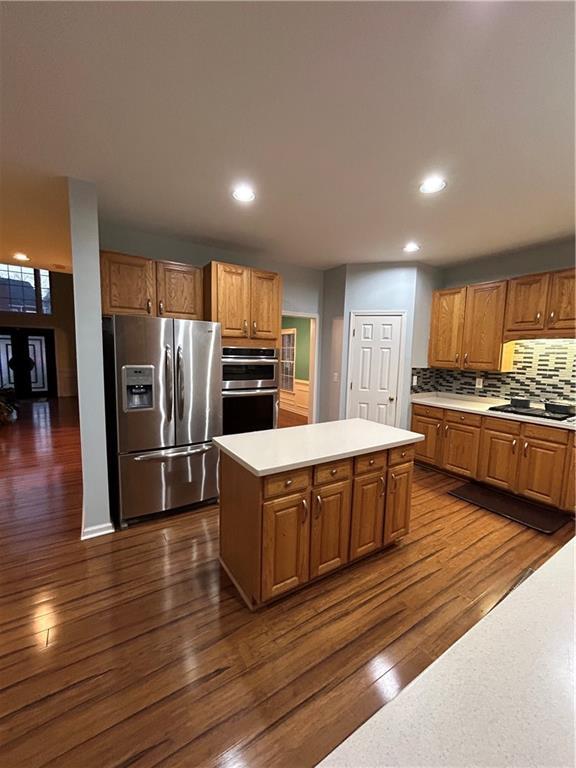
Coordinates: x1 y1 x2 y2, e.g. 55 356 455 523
449 482 573 534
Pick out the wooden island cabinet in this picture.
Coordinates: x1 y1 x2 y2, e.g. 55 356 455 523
214 419 422 609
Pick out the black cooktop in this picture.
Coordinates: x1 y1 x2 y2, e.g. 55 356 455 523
488 404 572 421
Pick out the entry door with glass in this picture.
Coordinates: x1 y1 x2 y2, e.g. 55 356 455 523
0 328 56 398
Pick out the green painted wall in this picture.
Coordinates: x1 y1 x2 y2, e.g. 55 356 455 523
282 315 311 381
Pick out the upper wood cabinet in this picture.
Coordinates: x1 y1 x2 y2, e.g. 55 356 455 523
428 287 466 368
204 261 282 344
349 472 385 560
156 261 202 320
504 272 550 333
383 462 412 544
261 491 310 602
461 280 508 371
251 270 281 339
310 481 352 578
100 251 156 316
547 269 575 331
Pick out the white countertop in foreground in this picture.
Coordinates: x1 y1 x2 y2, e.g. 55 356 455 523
213 418 424 476
320 538 576 768
412 392 576 430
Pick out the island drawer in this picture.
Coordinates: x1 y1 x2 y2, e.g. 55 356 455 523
389 444 416 466
314 459 353 485
522 423 569 445
482 416 521 434
264 468 312 499
355 451 388 475
413 404 444 419
445 411 482 427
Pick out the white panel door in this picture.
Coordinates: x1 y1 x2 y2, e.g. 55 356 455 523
347 314 402 426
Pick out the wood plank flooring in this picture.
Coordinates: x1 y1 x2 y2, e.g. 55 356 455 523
0 399 573 767
278 408 308 428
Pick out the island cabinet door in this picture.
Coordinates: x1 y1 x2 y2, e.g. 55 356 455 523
516 439 566 507
262 492 310 601
349 473 385 561
383 462 413 544
477 429 520 491
310 481 352 578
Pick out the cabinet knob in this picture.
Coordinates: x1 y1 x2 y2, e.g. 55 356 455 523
330 468 337 476
460 415 465 421
146 298 152 314
401 450 406 457
369 458 375 466
285 479 293 487
159 300 164 315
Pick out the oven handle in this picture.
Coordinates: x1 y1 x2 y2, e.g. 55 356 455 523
222 388 278 398
222 357 278 364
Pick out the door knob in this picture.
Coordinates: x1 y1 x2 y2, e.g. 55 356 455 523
389 395 395 402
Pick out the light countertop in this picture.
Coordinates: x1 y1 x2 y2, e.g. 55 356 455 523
213 418 424 476
412 392 576 430
320 538 576 768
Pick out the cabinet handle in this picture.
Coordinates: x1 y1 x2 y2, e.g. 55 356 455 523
460 415 465 421
369 458 375 466
380 476 386 496
455 352 459 363
401 450 406 457
436 422 441 433
463 352 469 366
549 311 556 324
146 298 152 314
252 320 257 334
301 498 308 523
330 468 337 476
391 473 397 491
285 478 293 487
523 441 528 457
444 424 449 436
159 300 164 315
243 319 248 337
512 439 517 453
315 494 322 518
535 311 541 323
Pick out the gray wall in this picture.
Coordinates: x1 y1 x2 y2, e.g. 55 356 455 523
318 266 346 422
68 179 113 539
412 265 440 368
441 236 575 287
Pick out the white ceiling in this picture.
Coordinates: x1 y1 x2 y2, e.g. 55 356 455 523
1 2 574 271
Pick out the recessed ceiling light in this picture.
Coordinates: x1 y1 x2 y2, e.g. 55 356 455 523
419 175 447 194
232 182 256 203
403 241 420 254
13 252 30 262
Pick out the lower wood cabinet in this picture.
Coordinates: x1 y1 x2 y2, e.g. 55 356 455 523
384 462 412 543
441 422 480 478
478 428 519 491
261 491 310 602
516 438 566 508
311 481 351 578
412 413 442 464
349 472 385 560
561 436 575 512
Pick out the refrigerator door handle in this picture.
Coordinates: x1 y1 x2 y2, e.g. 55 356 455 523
134 445 213 461
176 345 184 420
165 344 173 421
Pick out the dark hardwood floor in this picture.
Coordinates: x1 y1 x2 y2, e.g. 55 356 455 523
278 408 308 428
0 400 573 767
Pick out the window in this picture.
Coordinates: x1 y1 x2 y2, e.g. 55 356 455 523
281 329 296 392
0 264 52 314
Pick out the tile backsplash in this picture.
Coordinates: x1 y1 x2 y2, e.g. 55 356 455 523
412 339 576 402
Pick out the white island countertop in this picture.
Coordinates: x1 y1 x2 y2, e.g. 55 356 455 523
320 538 575 768
213 418 424 477
412 392 576 430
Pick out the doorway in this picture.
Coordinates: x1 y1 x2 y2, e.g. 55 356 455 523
346 312 406 427
279 313 318 427
0 327 57 398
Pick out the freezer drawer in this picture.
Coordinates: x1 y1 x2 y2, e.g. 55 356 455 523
118 442 219 521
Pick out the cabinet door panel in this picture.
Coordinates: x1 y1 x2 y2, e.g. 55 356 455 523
216 263 250 338
311 481 351 577
100 251 156 316
504 273 549 332
546 269 575 331
561 439 575 512
517 439 566 507
411 414 442 465
349 473 385 560
251 270 281 339
384 463 412 544
461 281 507 371
262 492 310 601
156 261 202 319
441 423 480 478
478 429 519 491
428 288 466 368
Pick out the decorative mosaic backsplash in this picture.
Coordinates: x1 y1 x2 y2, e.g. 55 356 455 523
411 339 576 402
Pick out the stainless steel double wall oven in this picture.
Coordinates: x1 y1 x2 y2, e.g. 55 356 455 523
221 346 279 435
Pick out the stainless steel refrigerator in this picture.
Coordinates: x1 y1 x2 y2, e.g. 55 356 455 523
103 315 222 526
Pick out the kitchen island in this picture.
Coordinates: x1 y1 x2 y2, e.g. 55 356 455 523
213 418 423 609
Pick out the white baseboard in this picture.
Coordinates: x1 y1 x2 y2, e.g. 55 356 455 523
81 521 116 540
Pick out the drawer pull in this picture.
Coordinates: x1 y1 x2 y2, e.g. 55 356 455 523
369 458 375 466
401 450 407 457
285 478 293 487
460 415 465 421
330 468 337 476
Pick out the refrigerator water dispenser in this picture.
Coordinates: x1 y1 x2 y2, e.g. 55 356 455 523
122 365 154 411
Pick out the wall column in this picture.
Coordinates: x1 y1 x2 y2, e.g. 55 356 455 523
68 178 113 539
